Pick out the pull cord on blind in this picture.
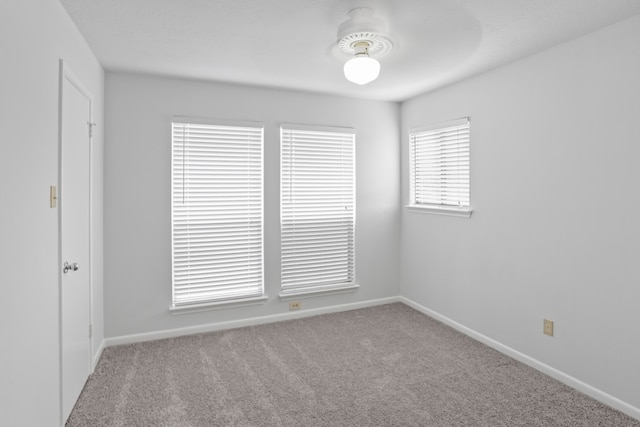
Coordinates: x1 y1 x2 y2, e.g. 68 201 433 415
171 121 264 307
280 125 355 295
409 118 470 208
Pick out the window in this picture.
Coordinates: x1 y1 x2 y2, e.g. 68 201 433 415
171 119 264 308
408 118 471 217
280 125 356 297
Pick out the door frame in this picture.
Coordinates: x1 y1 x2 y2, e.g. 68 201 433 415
57 59 94 425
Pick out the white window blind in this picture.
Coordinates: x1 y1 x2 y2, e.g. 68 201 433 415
409 118 470 208
280 125 355 295
171 120 264 307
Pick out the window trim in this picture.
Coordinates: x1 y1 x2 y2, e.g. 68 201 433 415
278 283 360 301
169 295 269 315
405 204 472 218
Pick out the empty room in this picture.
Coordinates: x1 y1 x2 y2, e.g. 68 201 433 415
2 0 640 425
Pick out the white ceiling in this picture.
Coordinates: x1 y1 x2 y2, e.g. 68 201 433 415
60 0 640 102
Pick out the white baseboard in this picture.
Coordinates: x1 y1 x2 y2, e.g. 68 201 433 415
399 296 640 422
92 339 105 372
104 296 401 347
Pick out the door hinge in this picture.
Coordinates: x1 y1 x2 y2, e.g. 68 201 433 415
89 324 93 338
88 122 97 138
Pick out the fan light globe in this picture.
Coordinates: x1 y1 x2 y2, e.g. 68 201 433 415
337 8 392 86
344 56 380 85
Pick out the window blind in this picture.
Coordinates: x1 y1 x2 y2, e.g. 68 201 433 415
280 125 355 295
171 121 263 307
409 118 470 208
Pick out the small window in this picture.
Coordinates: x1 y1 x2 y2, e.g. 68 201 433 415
280 124 356 297
171 119 264 308
408 118 472 217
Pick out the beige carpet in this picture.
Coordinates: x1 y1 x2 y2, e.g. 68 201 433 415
67 303 639 426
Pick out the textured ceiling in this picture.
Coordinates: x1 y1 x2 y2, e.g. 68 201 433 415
60 0 640 102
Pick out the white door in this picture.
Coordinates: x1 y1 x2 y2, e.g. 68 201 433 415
60 65 92 423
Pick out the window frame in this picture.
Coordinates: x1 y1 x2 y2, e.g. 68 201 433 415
279 123 358 299
407 117 472 218
170 117 266 312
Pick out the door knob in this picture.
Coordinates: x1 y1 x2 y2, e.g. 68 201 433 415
63 262 79 274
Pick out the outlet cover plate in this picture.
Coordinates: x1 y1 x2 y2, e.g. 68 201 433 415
289 301 301 311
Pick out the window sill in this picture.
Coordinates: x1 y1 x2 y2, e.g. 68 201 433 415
169 295 268 315
406 205 473 218
279 283 359 301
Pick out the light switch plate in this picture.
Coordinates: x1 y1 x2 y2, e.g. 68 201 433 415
50 186 57 208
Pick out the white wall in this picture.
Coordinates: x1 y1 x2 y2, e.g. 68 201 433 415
400 15 640 412
104 73 400 338
0 1 104 425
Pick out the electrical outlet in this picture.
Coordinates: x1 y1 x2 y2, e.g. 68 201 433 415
543 319 554 336
289 301 302 311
